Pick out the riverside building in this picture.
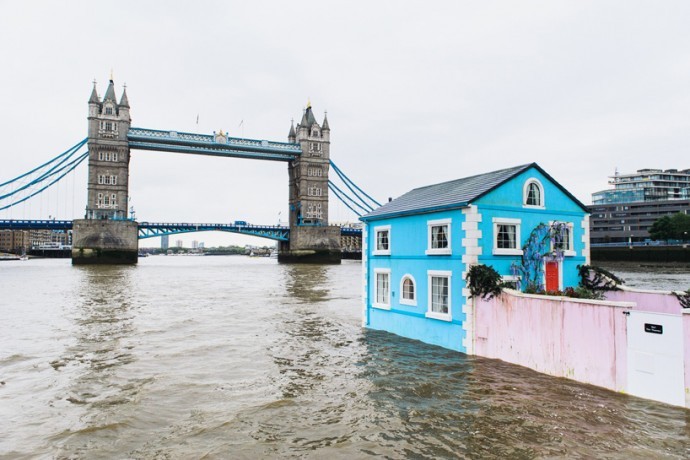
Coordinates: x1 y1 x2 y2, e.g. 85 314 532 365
590 168 690 244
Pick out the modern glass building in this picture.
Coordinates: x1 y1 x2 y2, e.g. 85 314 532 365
590 169 690 244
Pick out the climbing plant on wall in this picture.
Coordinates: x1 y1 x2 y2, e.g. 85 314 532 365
511 221 569 293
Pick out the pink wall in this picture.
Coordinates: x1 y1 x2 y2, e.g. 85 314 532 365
685 313 690 408
604 288 683 315
475 291 633 392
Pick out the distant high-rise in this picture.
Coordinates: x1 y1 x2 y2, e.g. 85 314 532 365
161 234 169 250
590 168 690 244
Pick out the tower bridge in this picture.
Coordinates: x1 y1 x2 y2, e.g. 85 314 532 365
69 77 367 264
1 77 374 263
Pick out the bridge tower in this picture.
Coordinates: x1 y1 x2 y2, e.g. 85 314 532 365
280 103 341 263
72 78 138 264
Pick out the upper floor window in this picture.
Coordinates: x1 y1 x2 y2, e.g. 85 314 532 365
373 225 390 255
523 179 544 208
426 218 451 255
307 186 323 197
98 151 118 162
105 106 113 115
400 275 416 306
373 269 391 310
552 222 575 256
309 142 322 156
307 167 323 177
426 270 451 321
97 174 117 185
492 217 523 255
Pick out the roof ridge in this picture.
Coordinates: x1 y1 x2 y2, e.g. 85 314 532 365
410 163 533 192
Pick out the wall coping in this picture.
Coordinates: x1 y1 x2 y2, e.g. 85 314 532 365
616 284 677 295
500 288 637 308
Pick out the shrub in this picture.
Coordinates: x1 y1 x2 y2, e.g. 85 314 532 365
466 264 503 300
577 265 624 292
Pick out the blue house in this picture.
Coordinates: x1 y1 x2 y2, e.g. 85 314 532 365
360 163 590 353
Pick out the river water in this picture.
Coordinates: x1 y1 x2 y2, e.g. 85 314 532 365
1 257 688 459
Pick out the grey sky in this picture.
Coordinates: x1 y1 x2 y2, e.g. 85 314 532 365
1 1 689 246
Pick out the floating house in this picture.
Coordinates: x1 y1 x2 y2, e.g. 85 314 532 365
360 163 590 353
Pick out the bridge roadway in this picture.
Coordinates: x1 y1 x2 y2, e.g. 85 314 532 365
0 220 362 242
127 127 302 161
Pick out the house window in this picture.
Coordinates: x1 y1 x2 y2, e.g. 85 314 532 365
426 270 451 321
111 194 117 208
501 275 520 290
306 202 323 219
426 219 451 255
552 222 575 256
309 142 322 156
308 186 323 197
523 179 544 208
492 217 522 255
307 167 322 177
400 275 416 306
105 106 113 115
373 225 390 255
373 269 391 309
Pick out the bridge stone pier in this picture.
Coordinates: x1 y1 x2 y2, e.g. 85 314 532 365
72 79 138 264
280 104 341 263
72 78 343 264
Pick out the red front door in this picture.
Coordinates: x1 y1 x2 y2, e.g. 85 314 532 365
545 261 559 291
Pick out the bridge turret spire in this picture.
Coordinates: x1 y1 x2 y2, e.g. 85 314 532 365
88 80 99 104
288 119 296 142
322 111 330 131
119 85 130 108
103 78 117 102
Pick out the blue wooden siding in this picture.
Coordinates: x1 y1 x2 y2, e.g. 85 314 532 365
365 210 467 352
363 164 588 353
474 167 587 288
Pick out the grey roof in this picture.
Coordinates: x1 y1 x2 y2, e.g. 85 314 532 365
103 79 117 102
362 164 534 220
288 121 296 138
322 112 330 130
88 84 99 104
119 87 130 107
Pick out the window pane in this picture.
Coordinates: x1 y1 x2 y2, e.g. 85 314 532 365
402 278 414 300
497 224 517 249
431 276 448 314
431 225 448 249
527 183 541 206
377 230 389 250
376 273 389 304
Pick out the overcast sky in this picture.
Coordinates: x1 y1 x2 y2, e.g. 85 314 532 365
1 1 689 247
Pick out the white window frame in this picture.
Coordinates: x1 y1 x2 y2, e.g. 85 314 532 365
426 270 451 321
501 274 521 290
523 178 545 209
373 268 391 310
492 217 523 256
425 218 451 255
373 225 391 256
400 274 417 306
550 221 575 257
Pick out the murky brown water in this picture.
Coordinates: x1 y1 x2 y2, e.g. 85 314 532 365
1 257 688 458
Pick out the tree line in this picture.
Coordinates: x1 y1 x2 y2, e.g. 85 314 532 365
649 213 690 241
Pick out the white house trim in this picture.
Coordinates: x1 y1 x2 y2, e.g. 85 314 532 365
373 225 391 256
399 274 417 306
522 177 545 209
426 218 452 255
373 268 391 310
362 225 368 326
581 215 590 264
492 217 523 256
549 221 576 257
461 205 481 354
426 270 452 322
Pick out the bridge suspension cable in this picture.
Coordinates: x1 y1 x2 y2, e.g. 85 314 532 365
0 138 89 212
328 160 381 218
